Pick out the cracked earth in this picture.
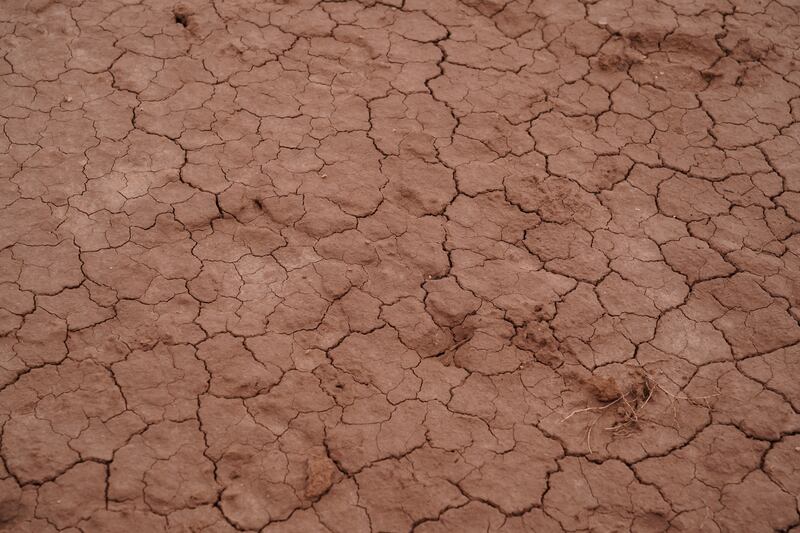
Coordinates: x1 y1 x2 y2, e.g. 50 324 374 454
1 0 800 531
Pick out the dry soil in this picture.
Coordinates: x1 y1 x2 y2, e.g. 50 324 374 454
1 0 800 532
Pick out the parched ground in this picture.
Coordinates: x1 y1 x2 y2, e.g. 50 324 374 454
1 0 800 531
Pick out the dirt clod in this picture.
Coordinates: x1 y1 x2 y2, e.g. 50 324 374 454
304 456 338 500
585 375 623 403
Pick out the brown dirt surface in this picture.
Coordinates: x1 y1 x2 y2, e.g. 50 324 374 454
1 0 800 531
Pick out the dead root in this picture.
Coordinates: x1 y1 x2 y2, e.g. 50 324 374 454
562 367 720 454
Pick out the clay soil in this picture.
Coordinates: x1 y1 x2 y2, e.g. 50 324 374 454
2 0 800 531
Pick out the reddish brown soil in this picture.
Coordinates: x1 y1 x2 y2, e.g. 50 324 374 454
1 0 800 531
